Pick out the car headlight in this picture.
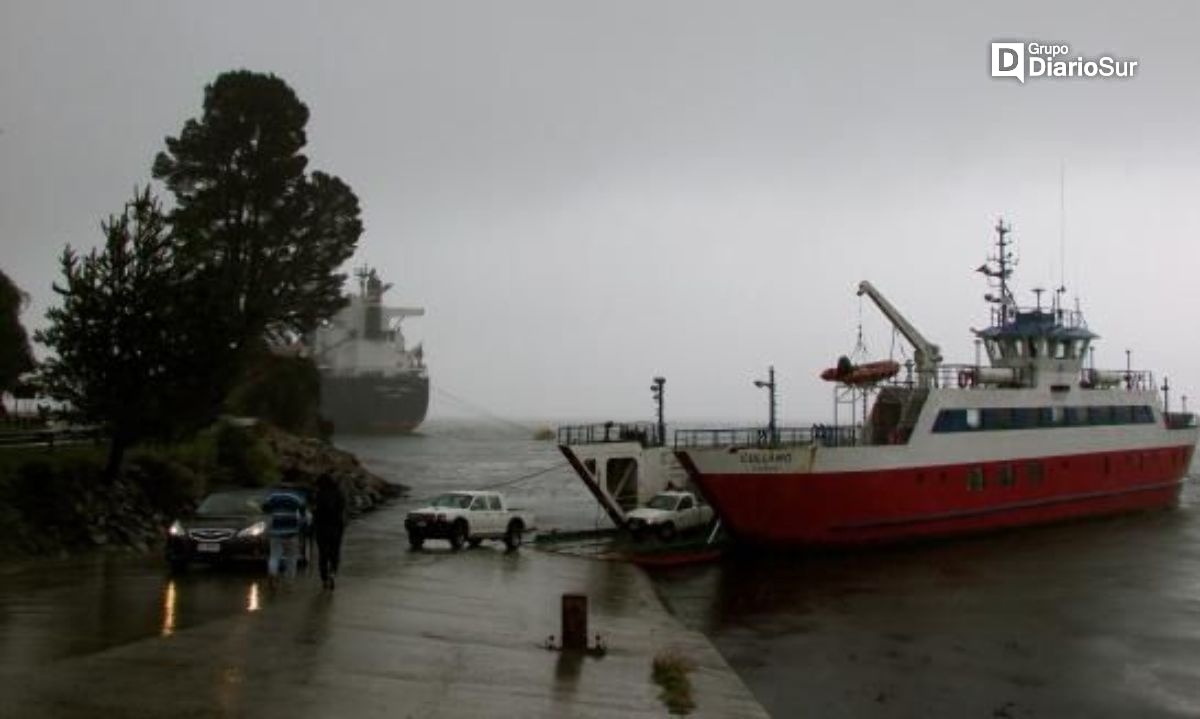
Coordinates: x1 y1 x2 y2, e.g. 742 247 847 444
168 520 184 537
238 521 266 538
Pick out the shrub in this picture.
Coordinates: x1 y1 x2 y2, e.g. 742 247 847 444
652 649 697 715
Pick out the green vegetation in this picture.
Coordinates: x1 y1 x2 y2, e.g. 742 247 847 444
0 269 34 397
0 419 279 556
36 190 202 480
652 649 697 715
8 69 363 556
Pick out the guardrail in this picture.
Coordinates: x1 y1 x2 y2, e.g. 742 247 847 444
1165 412 1197 430
557 422 663 447
0 427 102 449
674 424 860 449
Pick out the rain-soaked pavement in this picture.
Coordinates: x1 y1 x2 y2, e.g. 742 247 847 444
650 479 1200 718
0 502 766 718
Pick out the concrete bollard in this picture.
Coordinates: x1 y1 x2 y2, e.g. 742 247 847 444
561 593 588 651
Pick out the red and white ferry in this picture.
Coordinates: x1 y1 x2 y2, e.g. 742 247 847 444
674 221 1198 547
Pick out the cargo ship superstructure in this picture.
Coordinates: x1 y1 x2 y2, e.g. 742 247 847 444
674 221 1198 547
311 268 428 434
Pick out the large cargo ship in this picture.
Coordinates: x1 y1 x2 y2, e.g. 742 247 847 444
674 221 1198 547
310 268 428 434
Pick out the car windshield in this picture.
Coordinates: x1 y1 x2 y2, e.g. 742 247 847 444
430 493 473 509
196 491 267 516
647 494 679 511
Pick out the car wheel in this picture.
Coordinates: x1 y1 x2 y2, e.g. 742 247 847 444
408 532 424 550
504 522 524 551
657 522 677 542
449 521 468 551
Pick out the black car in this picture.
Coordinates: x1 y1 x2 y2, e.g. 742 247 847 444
166 488 310 571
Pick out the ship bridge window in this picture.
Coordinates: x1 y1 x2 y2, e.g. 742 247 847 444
1134 406 1155 424
981 408 1012 430
1054 341 1069 360
1064 407 1086 426
1012 408 1037 429
1087 406 1114 425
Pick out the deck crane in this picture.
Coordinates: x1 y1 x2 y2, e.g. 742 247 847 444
857 281 943 388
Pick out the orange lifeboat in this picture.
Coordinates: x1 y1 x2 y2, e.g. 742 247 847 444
820 358 901 385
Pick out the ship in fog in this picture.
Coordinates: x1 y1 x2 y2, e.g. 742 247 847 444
310 267 428 434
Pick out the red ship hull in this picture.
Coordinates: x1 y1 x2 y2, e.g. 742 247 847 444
677 445 1194 547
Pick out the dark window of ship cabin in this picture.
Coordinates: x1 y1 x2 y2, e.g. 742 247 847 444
982 408 1012 430
1026 461 1044 486
1134 406 1155 424
933 409 968 433
1037 407 1055 427
1088 406 1114 425
967 467 985 491
1012 408 1037 429
1064 407 1086 426
585 459 597 476
1028 339 1038 358
1054 340 1069 359
1112 405 1134 425
997 464 1015 487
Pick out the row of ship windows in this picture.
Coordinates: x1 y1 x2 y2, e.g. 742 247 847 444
934 449 1191 492
932 405 1156 433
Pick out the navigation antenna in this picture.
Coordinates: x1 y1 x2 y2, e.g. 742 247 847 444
975 219 1017 326
1057 161 1068 319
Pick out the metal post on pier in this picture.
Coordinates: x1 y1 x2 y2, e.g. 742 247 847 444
754 365 777 445
651 377 665 446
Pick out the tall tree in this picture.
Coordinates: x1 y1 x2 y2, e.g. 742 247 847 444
36 189 194 479
152 70 362 350
0 269 35 396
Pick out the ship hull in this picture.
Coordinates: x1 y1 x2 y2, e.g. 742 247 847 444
677 442 1195 547
320 373 429 434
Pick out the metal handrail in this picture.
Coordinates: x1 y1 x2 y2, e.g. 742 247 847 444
557 422 663 447
673 424 860 449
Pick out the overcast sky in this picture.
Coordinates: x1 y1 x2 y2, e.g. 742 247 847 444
3 1 1200 424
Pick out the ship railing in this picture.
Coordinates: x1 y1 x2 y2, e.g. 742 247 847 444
1078 369 1155 391
557 422 663 447
878 364 1019 390
674 424 860 449
1164 412 1197 430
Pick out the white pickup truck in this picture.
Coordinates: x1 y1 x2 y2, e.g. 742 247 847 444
625 490 715 542
404 491 535 551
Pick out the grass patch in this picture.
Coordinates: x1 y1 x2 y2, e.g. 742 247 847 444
652 649 697 715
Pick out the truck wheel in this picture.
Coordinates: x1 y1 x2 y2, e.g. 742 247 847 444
504 521 524 551
408 532 424 550
657 522 677 542
468 537 483 549
449 521 468 551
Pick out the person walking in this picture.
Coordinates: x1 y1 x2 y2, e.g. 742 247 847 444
312 473 347 590
262 488 306 586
